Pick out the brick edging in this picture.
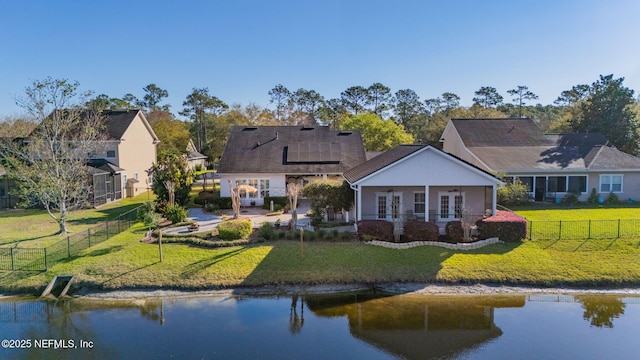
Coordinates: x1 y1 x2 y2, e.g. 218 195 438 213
365 237 501 250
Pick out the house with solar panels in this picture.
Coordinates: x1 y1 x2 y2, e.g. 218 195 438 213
217 126 367 206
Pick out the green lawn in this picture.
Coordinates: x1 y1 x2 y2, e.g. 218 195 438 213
2 202 640 295
2 224 640 295
513 204 640 240
513 203 640 221
0 192 154 248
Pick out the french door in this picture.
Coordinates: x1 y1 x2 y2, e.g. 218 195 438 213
438 192 465 220
377 193 402 221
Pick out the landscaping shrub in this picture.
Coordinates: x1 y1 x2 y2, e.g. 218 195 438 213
194 191 217 206
403 221 439 242
563 191 580 205
218 219 253 240
357 220 393 241
258 222 275 241
262 196 288 210
445 221 464 242
137 201 157 222
588 188 599 204
497 179 530 205
209 197 233 210
339 231 354 241
476 210 527 242
164 204 188 223
607 192 619 204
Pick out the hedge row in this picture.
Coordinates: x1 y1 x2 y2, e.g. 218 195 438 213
403 221 439 242
262 196 288 210
356 220 394 241
153 237 249 248
476 210 527 242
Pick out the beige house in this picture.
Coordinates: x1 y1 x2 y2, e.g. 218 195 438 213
91 110 159 203
186 139 207 170
440 118 640 202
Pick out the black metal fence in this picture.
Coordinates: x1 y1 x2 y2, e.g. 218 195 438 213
0 206 141 272
527 219 640 240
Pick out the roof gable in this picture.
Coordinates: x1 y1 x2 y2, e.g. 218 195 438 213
217 126 366 174
101 110 159 143
344 145 501 186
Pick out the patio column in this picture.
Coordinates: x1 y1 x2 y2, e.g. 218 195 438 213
492 184 497 215
355 186 362 221
424 185 429 222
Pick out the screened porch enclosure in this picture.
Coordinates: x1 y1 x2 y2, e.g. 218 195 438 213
92 172 122 206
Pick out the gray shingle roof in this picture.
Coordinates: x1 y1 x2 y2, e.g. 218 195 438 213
450 118 640 171
217 126 366 174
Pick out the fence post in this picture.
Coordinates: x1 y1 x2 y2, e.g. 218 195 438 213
106 221 109 239
67 236 71 258
88 229 91 248
558 220 562 240
529 221 532 240
44 248 47 271
618 219 621 238
588 220 591 239
10 248 14 271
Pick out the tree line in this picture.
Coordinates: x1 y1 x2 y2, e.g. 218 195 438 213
4 74 640 162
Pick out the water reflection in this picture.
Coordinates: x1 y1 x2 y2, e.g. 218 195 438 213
1 293 639 359
575 295 625 328
289 294 304 335
306 292 525 359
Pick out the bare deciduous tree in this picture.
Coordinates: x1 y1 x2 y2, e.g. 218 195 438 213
287 182 303 230
0 78 105 234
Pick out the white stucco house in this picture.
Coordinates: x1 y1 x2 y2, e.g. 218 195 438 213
217 126 367 206
343 145 503 233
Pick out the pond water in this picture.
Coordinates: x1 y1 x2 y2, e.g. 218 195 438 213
1 291 639 359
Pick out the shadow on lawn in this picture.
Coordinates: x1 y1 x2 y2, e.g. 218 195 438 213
100 262 158 286
66 202 144 226
181 247 248 278
234 240 519 291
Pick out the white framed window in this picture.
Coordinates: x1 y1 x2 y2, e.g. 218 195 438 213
134 172 139 180
600 175 623 193
106 150 116 158
414 192 425 214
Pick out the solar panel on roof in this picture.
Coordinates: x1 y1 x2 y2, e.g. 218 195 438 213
287 142 341 163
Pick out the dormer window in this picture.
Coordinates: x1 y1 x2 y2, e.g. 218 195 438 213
107 150 116 158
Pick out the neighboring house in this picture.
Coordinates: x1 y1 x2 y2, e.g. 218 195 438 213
440 118 640 202
343 145 503 233
90 110 159 204
218 126 367 206
0 164 19 209
2 110 159 208
186 139 207 170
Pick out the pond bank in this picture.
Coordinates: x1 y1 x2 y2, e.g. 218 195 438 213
54 283 640 300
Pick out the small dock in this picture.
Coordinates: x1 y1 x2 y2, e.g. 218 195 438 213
41 275 74 299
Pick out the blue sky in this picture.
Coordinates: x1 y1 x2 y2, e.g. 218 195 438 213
1 0 639 119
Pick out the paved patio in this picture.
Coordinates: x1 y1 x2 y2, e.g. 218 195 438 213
163 200 317 235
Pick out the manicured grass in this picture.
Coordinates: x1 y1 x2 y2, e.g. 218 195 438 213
513 203 640 221
2 223 640 295
0 192 155 248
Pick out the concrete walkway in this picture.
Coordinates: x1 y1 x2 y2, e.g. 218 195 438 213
163 200 316 235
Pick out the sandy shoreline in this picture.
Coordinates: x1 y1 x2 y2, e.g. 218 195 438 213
49 283 640 300
3 283 640 300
